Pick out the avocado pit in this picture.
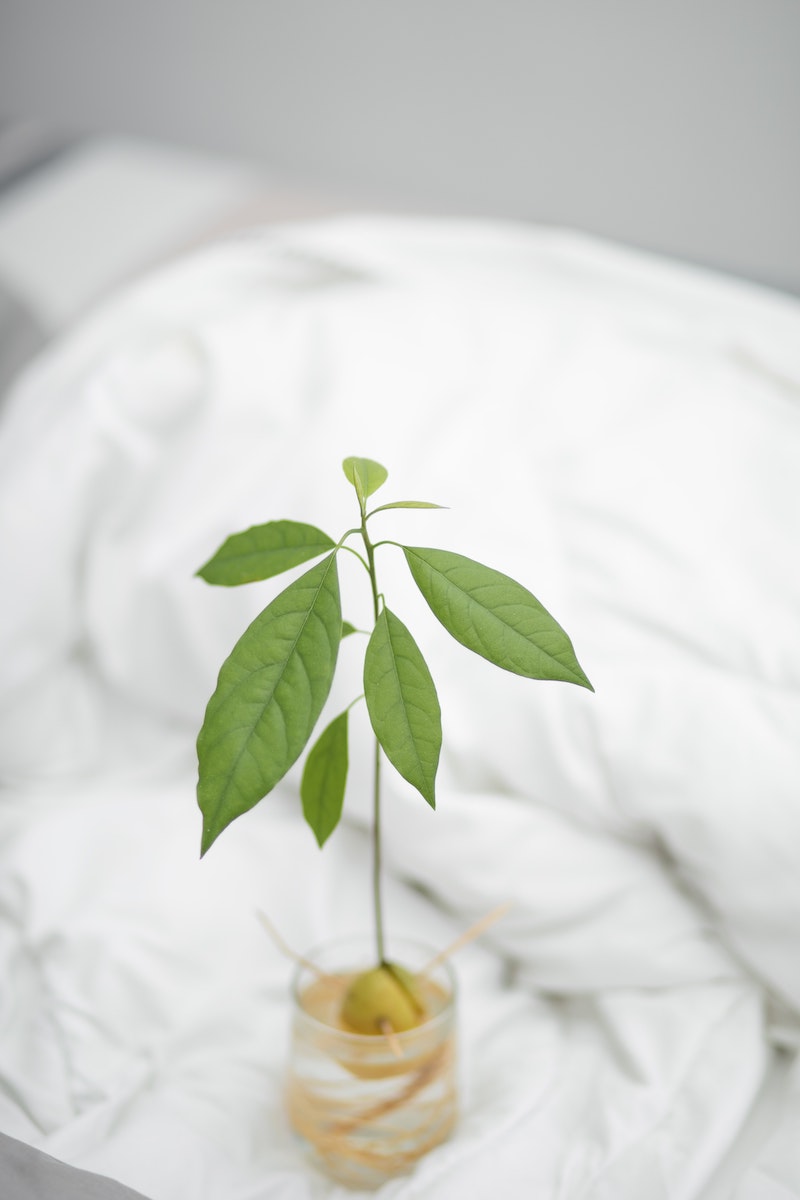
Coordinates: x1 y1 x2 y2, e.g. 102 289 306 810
340 962 427 1034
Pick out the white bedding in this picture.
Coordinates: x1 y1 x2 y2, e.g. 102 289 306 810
1 217 799 1199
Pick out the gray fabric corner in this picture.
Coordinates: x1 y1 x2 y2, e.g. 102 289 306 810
0 1132 153 1200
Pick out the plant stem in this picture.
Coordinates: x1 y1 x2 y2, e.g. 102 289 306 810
372 733 384 964
361 512 386 965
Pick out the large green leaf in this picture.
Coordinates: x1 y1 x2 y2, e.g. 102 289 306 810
342 456 388 505
197 552 342 854
364 607 441 808
403 546 593 690
301 711 349 847
197 520 335 586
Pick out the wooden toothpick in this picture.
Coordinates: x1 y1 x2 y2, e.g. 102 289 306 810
419 901 513 976
255 909 327 980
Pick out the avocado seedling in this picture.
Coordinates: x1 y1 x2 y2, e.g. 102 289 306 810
196 457 592 1036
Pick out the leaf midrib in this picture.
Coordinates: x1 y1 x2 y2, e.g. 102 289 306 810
204 554 338 798
409 549 585 683
382 611 430 785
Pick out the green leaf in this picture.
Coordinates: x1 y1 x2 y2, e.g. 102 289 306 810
403 546 594 690
301 711 349 847
197 552 342 854
197 520 335 586
341 620 359 638
364 607 441 808
368 500 446 515
342 456 388 505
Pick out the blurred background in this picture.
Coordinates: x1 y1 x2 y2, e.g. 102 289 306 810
0 0 798 372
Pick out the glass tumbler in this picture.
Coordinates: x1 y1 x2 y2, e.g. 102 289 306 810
286 936 457 1189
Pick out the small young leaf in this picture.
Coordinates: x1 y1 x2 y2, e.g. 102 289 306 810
368 500 446 516
403 546 594 690
301 711 349 847
197 521 335 586
197 552 342 855
342 457 388 504
341 620 359 638
364 607 441 808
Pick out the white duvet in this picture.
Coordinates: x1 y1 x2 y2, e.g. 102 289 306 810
1 218 799 1199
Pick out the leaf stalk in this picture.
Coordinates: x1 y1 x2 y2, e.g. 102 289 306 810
360 510 386 965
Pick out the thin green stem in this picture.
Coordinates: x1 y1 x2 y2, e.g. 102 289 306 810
338 542 371 573
360 511 385 965
372 733 384 964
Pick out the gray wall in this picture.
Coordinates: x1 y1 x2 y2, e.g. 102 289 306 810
1 0 799 295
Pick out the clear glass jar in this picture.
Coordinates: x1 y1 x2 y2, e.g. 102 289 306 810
286 936 458 1189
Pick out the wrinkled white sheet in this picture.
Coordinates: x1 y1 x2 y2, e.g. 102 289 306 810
1 218 799 1199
